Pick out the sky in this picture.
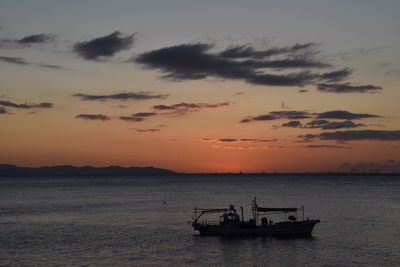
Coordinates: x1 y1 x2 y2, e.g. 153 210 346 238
0 0 399 173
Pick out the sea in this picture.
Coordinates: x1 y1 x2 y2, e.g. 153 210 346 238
0 174 399 266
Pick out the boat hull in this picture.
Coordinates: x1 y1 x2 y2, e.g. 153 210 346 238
194 219 320 236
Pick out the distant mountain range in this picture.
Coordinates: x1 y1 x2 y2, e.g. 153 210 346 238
0 164 176 177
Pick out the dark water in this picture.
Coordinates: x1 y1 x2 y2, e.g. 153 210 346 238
0 175 399 266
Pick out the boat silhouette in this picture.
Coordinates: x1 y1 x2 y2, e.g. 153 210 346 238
191 198 320 236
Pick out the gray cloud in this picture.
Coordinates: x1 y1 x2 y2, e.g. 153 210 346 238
305 144 351 149
0 56 27 65
202 138 277 144
317 83 382 93
0 56 64 69
134 43 351 87
317 110 379 120
281 120 302 128
297 134 319 142
0 33 56 48
306 119 365 130
134 128 161 133
17 34 55 45
0 100 53 109
76 114 110 121
152 102 230 115
132 112 157 117
72 92 168 101
319 130 400 141
241 110 312 123
218 43 319 59
118 112 157 122
119 116 145 122
73 31 135 60
298 130 400 142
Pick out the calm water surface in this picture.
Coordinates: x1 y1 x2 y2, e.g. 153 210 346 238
0 175 399 266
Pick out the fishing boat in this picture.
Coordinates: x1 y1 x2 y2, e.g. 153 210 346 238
191 198 320 236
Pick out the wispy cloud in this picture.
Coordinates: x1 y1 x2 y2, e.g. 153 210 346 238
317 83 382 93
281 120 302 128
242 110 380 123
0 100 53 109
0 33 56 48
0 56 64 69
211 144 284 150
119 116 144 122
305 144 351 149
317 110 379 120
132 128 162 133
73 31 135 60
305 120 365 130
134 42 354 87
72 92 168 101
298 130 400 142
202 138 277 144
241 110 312 123
75 114 110 121
152 102 230 115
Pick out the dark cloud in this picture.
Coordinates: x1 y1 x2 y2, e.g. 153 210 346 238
218 43 319 59
17 34 55 45
72 92 168 101
318 68 353 83
152 102 230 115
134 128 161 133
0 100 53 109
0 56 64 69
317 110 379 120
319 130 400 141
0 33 56 48
76 114 110 121
73 31 135 60
306 119 365 130
305 145 351 149
298 89 308 93
270 111 312 119
0 107 6 114
134 43 352 87
119 116 145 122
241 110 312 123
119 112 157 122
298 130 400 142
202 138 277 144
132 112 157 117
282 120 302 128
0 56 28 65
317 83 382 93
297 134 319 142
37 63 64 69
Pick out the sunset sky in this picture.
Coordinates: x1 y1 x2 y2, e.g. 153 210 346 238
0 0 399 173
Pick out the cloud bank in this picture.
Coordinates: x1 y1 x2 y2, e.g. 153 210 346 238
72 92 168 101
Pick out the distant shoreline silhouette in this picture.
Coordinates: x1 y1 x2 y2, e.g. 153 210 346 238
0 164 398 177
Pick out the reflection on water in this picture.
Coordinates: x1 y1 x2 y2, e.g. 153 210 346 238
0 175 399 266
